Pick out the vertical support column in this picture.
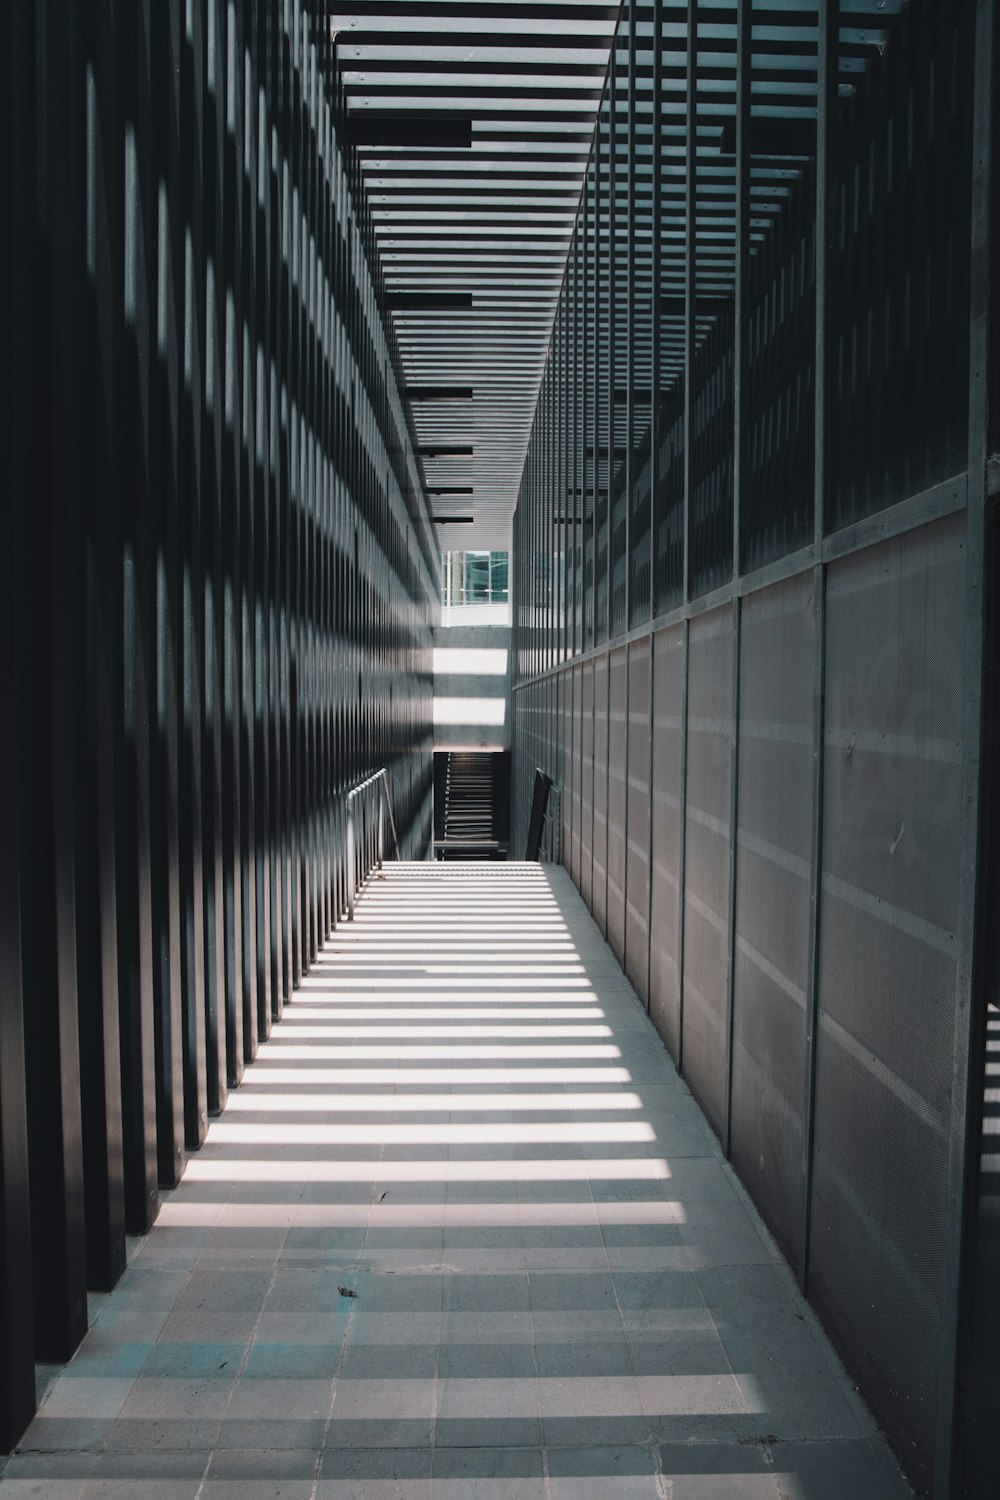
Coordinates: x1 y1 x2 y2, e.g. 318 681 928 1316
314 62 326 964
722 0 750 1159
117 0 160 1217
590 145 600 655
277 0 294 1008
253 0 275 1039
180 0 210 1151
564 277 573 667
649 0 662 621
0 587 33 1446
555 302 563 665
675 0 698 1075
579 215 587 656
605 63 616 643
800 0 838 1290
202 0 231 1116
683 0 696 612
21 0 89 1361
324 100 333 881
287 0 303 992
676 622 690 1076
620 5 635 973
302 13 315 970
78 0 128 1283
540 365 546 676
0 1 36 1443
238 0 260 1065
221 0 246 1088
569 237 579 663
156 0 192 1190
937 2 997 1493
269 0 288 1019
645 0 663 1012
624 2 636 632
555 341 561 670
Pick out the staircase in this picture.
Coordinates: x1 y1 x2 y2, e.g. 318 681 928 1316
437 751 506 859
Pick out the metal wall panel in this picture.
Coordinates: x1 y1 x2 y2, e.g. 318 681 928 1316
731 575 815 1267
562 669 574 868
625 640 651 1003
580 661 595 908
553 673 565 861
606 646 628 964
681 607 734 1140
648 625 685 1060
591 655 609 934
811 515 967 1492
570 665 583 885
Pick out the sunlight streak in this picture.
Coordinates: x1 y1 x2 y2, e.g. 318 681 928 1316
223 1091 642 1113
184 1158 672 1182
155 1199 688 1228
276 1007 607 1020
256 1044 624 1059
269 1024 615 1039
240 1066 634 1085
208 1121 656 1145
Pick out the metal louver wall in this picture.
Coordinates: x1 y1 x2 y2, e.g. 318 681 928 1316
0 0 437 1451
509 2 997 1495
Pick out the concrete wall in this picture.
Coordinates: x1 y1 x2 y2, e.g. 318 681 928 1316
433 625 512 751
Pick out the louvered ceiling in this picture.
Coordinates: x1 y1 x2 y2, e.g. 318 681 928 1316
330 2 621 551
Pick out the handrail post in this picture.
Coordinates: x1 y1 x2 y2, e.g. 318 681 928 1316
346 795 356 921
381 770 400 859
378 795 384 870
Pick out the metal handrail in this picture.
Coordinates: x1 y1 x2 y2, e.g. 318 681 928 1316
344 768 400 920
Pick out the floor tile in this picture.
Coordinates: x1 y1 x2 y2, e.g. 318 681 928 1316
769 1438 914 1499
205 1448 319 1480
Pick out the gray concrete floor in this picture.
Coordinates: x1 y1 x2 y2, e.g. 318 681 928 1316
2 864 913 1498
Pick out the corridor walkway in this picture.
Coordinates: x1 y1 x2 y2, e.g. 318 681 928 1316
3 866 910 1499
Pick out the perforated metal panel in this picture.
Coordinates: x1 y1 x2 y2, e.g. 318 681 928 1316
606 646 628 963
580 662 595 907
625 639 651 1003
682 606 734 1140
811 514 967 1494
592 654 609 933
649 624 685 1060
828 4 972 530
731 575 815 1268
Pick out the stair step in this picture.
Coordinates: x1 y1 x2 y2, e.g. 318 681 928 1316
440 750 501 860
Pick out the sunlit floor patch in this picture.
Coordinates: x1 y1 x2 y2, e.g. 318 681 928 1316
222 1091 644 1112
11 862 910 1500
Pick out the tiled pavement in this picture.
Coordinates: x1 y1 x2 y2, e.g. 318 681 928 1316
2 864 913 1498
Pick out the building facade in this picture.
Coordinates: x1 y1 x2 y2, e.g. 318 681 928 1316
1 0 437 1452
510 3 998 1495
